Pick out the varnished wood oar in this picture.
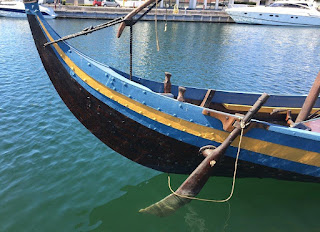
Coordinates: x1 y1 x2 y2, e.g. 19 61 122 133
139 93 270 217
295 72 320 123
117 0 157 38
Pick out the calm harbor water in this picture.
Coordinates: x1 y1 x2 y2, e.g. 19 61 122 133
1 17 320 232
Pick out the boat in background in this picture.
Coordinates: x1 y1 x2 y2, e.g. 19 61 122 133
115 0 145 8
226 0 320 26
0 1 56 18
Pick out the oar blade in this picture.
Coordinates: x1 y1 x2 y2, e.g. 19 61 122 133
139 193 191 217
139 93 270 217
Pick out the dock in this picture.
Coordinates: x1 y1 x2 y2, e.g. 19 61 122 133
52 5 234 23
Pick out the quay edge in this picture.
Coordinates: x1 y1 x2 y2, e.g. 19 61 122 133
50 5 234 23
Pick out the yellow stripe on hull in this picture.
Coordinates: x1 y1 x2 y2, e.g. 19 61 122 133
37 16 320 168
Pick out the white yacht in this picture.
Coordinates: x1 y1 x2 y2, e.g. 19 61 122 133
0 1 56 18
226 1 320 26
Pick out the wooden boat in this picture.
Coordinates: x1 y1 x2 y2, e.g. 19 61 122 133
23 0 320 185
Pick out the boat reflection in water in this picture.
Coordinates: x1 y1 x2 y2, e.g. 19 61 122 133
226 1 320 26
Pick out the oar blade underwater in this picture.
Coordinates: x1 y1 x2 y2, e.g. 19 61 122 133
139 193 191 217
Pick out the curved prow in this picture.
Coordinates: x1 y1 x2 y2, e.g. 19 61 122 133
117 0 157 38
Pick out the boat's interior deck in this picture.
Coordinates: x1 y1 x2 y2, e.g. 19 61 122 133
110 68 320 132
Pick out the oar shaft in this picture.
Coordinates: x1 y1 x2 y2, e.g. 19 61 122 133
173 93 270 197
139 93 269 217
296 72 320 123
117 0 157 38
44 17 124 47
175 127 241 196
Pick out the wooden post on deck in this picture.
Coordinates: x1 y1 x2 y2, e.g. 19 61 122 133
164 72 172 93
177 86 186 102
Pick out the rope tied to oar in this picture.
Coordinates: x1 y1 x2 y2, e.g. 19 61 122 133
167 122 246 203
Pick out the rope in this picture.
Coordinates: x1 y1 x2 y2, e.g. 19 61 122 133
44 0 162 47
167 126 245 203
307 109 320 120
164 0 168 32
43 17 125 47
129 24 133 80
132 0 162 25
155 0 160 51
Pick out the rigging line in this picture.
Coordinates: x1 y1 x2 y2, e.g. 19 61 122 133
43 17 125 47
130 24 133 80
164 0 168 32
307 109 320 120
43 0 162 47
132 0 162 26
155 0 160 51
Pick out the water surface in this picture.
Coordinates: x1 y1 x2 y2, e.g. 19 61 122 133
0 17 319 232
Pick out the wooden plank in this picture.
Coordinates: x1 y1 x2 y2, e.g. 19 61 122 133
304 118 320 133
200 89 215 108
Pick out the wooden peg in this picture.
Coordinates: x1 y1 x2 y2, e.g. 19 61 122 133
177 86 186 102
164 72 172 93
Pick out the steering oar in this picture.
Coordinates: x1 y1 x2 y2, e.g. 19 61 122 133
139 93 270 217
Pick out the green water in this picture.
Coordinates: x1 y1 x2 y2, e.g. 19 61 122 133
0 17 319 232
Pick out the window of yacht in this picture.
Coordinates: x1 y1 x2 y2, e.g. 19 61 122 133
269 3 308 8
269 3 284 7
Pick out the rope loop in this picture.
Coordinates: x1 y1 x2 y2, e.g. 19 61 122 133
240 120 247 129
168 127 245 203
